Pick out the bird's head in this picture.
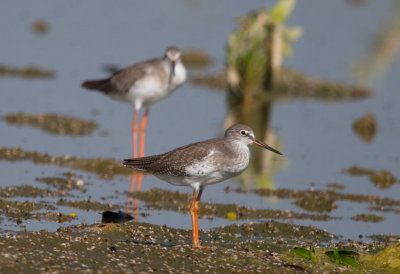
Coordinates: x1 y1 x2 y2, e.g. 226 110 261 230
225 124 282 155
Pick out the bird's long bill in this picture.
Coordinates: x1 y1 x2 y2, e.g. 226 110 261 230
252 138 283 155
170 61 175 77
168 61 175 88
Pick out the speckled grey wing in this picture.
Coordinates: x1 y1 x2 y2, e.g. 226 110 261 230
107 58 162 94
82 58 162 95
123 139 223 176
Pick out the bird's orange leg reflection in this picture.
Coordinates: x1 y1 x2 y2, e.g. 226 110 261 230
127 108 150 219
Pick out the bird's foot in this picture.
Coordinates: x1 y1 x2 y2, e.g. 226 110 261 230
192 243 213 249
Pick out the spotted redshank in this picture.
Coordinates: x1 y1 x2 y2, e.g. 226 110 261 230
82 46 187 192
82 46 186 158
123 124 282 248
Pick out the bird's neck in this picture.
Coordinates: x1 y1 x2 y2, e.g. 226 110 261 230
226 138 250 158
224 138 251 173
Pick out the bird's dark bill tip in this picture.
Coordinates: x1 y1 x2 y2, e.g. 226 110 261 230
266 145 283 155
252 139 283 155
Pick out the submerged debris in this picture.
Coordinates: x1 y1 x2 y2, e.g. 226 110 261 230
352 113 377 142
31 19 49 35
181 49 213 69
4 113 98 136
0 146 131 179
0 64 54 78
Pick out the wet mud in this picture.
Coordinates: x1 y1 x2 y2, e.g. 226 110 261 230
0 220 397 273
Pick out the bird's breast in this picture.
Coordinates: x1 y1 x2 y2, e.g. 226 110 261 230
170 62 186 88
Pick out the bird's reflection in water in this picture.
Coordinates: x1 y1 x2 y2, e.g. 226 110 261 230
125 173 144 221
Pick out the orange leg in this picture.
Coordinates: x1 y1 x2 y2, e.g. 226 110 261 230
190 189 198 247
129 108 141 198
135 108 149 192
127 108 149 217
132 109 139 158
190 188 208 248
127 109 139 213
139 107 149 158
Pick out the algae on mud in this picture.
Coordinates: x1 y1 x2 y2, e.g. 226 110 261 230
36 172 85 191
360 243 400 272
0 146 131 179
351 213 384 223
227 186 400 213
0 184 76 199
0 198 56 224
344 165 399 189
294 191 337 213
4 113 98 137
352 113 377 142
0 64 54 78
56 198 118 211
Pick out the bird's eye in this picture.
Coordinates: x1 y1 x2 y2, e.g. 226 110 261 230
240 130 246 136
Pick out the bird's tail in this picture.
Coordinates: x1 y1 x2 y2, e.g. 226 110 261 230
81 79 108 91
123 155 162 172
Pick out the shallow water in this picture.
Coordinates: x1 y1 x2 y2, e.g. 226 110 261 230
1 0 399 240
